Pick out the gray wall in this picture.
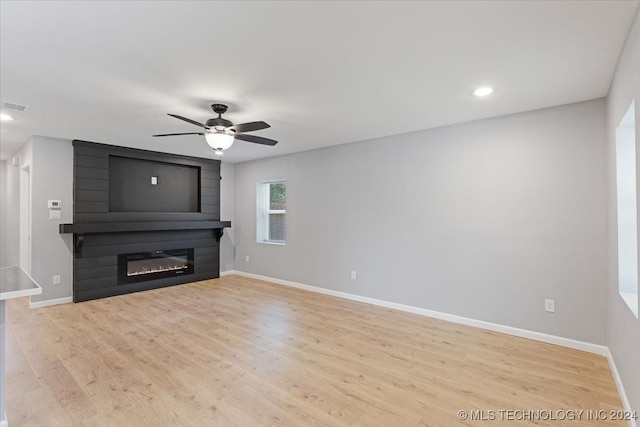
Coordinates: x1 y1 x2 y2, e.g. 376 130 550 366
234 99 608 345
606 8 640 414
220 162 236 273
29 136 74 302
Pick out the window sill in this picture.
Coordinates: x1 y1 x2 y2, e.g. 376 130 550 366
620 291 639 318
258 240 286 246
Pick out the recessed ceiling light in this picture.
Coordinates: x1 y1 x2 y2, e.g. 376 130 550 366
473 87 494 97
0 113 14 121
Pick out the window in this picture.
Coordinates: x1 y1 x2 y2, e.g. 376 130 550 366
615 101 638 318
257 180 286 244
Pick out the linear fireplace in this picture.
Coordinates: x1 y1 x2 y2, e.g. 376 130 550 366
118 248 194 285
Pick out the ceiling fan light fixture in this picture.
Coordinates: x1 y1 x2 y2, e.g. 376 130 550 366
155 104 277 148
205 131 234 151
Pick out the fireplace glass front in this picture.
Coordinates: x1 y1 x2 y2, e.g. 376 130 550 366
118 248 194 284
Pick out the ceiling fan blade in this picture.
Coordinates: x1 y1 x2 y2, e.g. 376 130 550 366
167 114 207 128
235 133 278 146
152 132 205 137
229 121 270 134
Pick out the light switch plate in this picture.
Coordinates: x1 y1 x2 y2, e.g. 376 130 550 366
49 210 61 220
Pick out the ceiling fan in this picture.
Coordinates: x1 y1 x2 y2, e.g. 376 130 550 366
153 103 277 155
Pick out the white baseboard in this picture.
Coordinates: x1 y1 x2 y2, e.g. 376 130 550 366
228 271 638 421
220 270 236 277
29 296 72 309
605 349 638 427
1 410 7 427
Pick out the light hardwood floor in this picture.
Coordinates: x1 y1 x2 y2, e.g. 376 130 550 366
5 275 626 426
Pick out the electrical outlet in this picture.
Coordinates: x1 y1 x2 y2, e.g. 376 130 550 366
245 255 250 263
351 271 357 280
53 275 61 285
545 298 555 313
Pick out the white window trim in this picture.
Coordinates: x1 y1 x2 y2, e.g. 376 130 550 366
257 180 286 245
615 100 638 318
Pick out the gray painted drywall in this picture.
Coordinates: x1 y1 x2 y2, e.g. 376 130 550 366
234 99 608 345
220 162 235 272
29 136 73 302
606 7 640 415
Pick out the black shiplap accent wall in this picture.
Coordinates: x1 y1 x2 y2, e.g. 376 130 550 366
71 140 222 302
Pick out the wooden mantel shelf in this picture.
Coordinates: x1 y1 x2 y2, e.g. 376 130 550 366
59 221 232 253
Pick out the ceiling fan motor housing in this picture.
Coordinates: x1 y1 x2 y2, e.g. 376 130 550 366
207 104 233 131
205 117 233 130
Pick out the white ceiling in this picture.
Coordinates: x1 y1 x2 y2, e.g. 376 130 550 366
1 1 638 163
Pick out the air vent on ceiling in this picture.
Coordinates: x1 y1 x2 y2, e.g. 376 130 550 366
1 102 27 112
